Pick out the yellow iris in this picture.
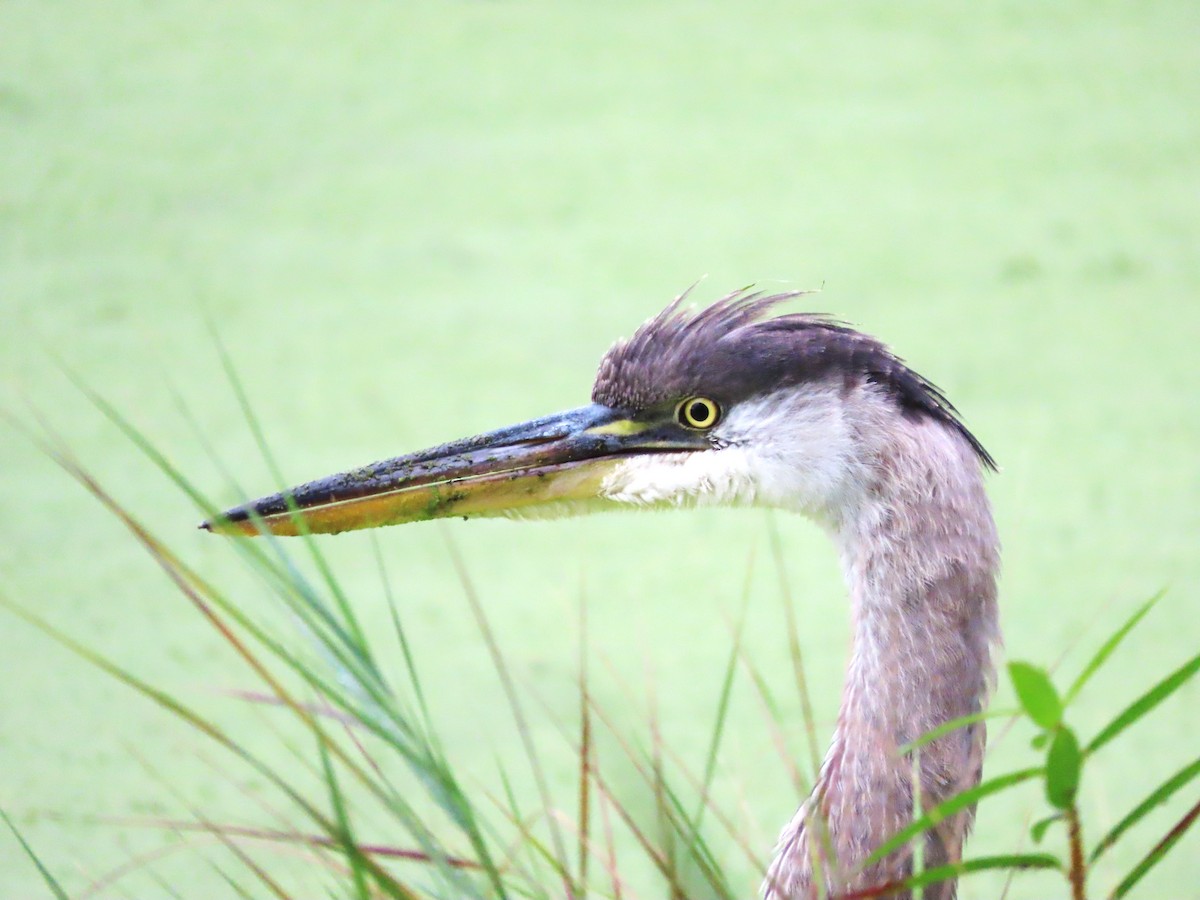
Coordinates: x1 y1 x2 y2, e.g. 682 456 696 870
677 396 721 429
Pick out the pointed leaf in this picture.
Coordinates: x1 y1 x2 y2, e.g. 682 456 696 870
1088 650 1200 753
1092 754 1200 862
838 853 1061 899
898 707 1018 756
1045 726 1082 810
863 767 1042 868
1008 662 1063 730
1065 591 1164 704
1031 813 1063 844
1110 798 1200 899
904 853 1061 891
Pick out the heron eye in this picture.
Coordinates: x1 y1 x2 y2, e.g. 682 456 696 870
677 397 721 430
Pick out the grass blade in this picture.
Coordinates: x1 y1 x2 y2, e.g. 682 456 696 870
687 556 753 849
199 810 296 900
0 808 70 899
898 707 1018 756
1109 798 1200 899
23 404 496 894
1091 754 1200 863
316 733 370 899
203 317 375 666
1087 650 1200 754
442 529 562 899
576 590 593 894
3 597 423 898
901 853 1061 896
1064 591 1164 705
862 767 1043 869
834 853 1061 899
767 514 823 779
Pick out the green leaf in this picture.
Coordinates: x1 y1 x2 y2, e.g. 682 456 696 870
1110 798 1200 899
1088 650 1200 754
903 853 1061 892
862 767 1043 868
898 707 1018 756
1064 590 1164 705
1030 813 1063 844
843 853 1062 898
0 808 69 899
317 735 370 900
1045 726 1082 810
1091 753 1200 863
1008 662 1063 730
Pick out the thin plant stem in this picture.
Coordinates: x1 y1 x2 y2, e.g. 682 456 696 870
1066 806 1087 900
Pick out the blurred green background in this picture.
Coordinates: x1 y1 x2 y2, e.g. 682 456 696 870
2 1 1197 897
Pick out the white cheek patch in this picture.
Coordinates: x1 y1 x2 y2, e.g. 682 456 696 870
727 388 862 513
597 386 863 517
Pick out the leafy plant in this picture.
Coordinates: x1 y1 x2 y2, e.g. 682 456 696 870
869 591 1200 900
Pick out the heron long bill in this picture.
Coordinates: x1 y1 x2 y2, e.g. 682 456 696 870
202 403 709 537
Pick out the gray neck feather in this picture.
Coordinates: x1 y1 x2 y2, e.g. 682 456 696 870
765 404 1000 899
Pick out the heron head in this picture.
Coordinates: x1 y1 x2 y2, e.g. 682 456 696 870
204 289 992 536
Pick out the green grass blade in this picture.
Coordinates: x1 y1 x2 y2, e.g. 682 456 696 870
203 316 374 664
26 412 492 889
1109 798 1200 900
316 734 370 900
738 647 809 796
596 790 623 900
903 853 1061 894
494 765 547 891
204 819 296 900
374 535 436 743
767 513 823 779
581 694 730 896
639 722 737 899
576 591 592 895
1 596 427 899
687 557 752 849
835 853 1061 899
1087 650 1200 753
212 866 258 900
1064 591 1164 705
0 808 70 899
862 767 1043 869
443 530 551 899
898 707 1018 755
579 684 766 878
1091 753 1200 863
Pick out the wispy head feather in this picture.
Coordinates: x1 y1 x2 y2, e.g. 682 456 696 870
592 287 996 471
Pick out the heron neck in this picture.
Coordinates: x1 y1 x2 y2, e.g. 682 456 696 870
833 425 999 747
768 418 999 897
833 419 999 882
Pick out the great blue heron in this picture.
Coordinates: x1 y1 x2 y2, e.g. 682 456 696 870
205 289 1000 900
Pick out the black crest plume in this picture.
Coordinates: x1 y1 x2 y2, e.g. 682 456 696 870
592 287 996 471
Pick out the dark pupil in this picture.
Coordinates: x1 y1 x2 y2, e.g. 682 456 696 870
689 401 709 423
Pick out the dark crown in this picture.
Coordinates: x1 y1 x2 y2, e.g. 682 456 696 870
592 288 996 471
